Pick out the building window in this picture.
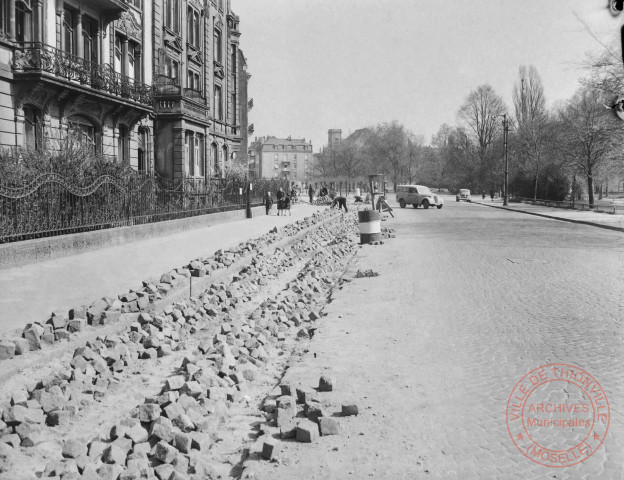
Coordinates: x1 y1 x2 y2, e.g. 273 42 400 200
194 136 201 176
23 106 42 150
118 125 129 163
114 36 123 74
231 44 237 75
187 8 200 48
214 28 222 63
187 70 200 92
165 0 180 33
138 129 147 173
63 8 74 54
212 143 219 176
185 132 194 176
68 116 99 153
214 85 222 120
129 0 142 9
0 1 9 38
82 17 97 62
128 43 136 80
16 0 33 43
231 93 236 124
165 57 179 82
197 136 204 176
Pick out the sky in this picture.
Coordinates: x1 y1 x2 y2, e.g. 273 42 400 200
233 0 621 151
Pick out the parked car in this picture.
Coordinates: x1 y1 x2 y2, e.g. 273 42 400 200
456 189 471 202
396 185 444 209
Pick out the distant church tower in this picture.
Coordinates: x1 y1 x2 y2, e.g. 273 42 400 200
328 129 342 149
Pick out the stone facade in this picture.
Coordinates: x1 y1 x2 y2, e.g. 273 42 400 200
248 135 314 185
0 0 248 180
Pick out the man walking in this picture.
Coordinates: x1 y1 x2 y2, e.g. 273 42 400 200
308 184 314 204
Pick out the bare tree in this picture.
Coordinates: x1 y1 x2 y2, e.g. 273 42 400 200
364 121 408 190
512 65 551 199
457 84 507 187
556 87 624 206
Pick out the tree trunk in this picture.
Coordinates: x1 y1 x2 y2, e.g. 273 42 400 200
587 165 594 206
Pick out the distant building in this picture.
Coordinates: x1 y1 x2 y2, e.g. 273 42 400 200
248 135 314 184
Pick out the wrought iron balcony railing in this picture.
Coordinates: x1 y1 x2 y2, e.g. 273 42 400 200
13 43 152 107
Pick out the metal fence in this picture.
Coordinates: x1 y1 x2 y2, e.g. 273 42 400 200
0 174 288 243
512 196 624 215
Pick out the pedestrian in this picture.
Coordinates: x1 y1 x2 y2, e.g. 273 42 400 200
264 191 273 215
283 194 292 215
482 191 485 200
354 186 362 203
308 184 314 203
276 187 285 216
490 189 495 202
321 185 328 197
331 195 348 212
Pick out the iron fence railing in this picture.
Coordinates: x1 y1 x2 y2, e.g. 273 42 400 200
512 196 624 215
0 174 288 243
13 42 153 106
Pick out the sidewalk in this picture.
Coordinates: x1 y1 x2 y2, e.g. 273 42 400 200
473 198 624 232
0 202 324 338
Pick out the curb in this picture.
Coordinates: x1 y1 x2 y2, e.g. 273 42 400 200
472 201 624 233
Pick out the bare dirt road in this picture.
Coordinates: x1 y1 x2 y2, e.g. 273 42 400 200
245 198 624 480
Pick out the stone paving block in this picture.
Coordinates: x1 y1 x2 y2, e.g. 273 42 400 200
16 423 44 447
166 376 186 391
62 438 87 459
296 419 319 443
180 381 203 398
174 432 192 454
341 403 359 416
97 464 123 480
139 403 161 422
0 341 16 359
88 440 107 459
46 410 70 426
67 319 85 333
126 424 149 444
279 419 298 439
12 338 30 355
261 436 281 461
319 417 340 436
318 375 335 392
153 440 177 463
102 443 126 464
150 416 174 443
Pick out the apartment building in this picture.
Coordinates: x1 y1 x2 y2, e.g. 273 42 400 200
248 135 314 184
0 0 248 179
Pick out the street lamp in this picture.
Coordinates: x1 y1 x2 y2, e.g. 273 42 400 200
494 114 510 206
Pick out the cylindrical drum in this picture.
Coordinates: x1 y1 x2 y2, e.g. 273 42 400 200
358 210 381 243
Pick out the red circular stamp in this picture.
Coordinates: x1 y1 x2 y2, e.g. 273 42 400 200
506 364 609 468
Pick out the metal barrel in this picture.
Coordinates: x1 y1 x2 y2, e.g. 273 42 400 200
357 210 381 243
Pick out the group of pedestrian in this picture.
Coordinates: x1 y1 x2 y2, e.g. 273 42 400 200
264 187 291 216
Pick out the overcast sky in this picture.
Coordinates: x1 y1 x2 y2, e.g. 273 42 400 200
234 0 621 151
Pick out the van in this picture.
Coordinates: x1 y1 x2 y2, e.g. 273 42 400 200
395 185 444 209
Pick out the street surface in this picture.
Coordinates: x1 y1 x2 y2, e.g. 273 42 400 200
248 196 624 480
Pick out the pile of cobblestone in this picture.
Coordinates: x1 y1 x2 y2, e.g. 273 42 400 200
0 211 341 362
0 210 360 479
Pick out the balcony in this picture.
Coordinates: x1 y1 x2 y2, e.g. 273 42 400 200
13 43 152 107
153 76 209 123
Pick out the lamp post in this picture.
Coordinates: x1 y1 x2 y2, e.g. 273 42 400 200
246 175 253 218
503 114 509 206
494 114 510 206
